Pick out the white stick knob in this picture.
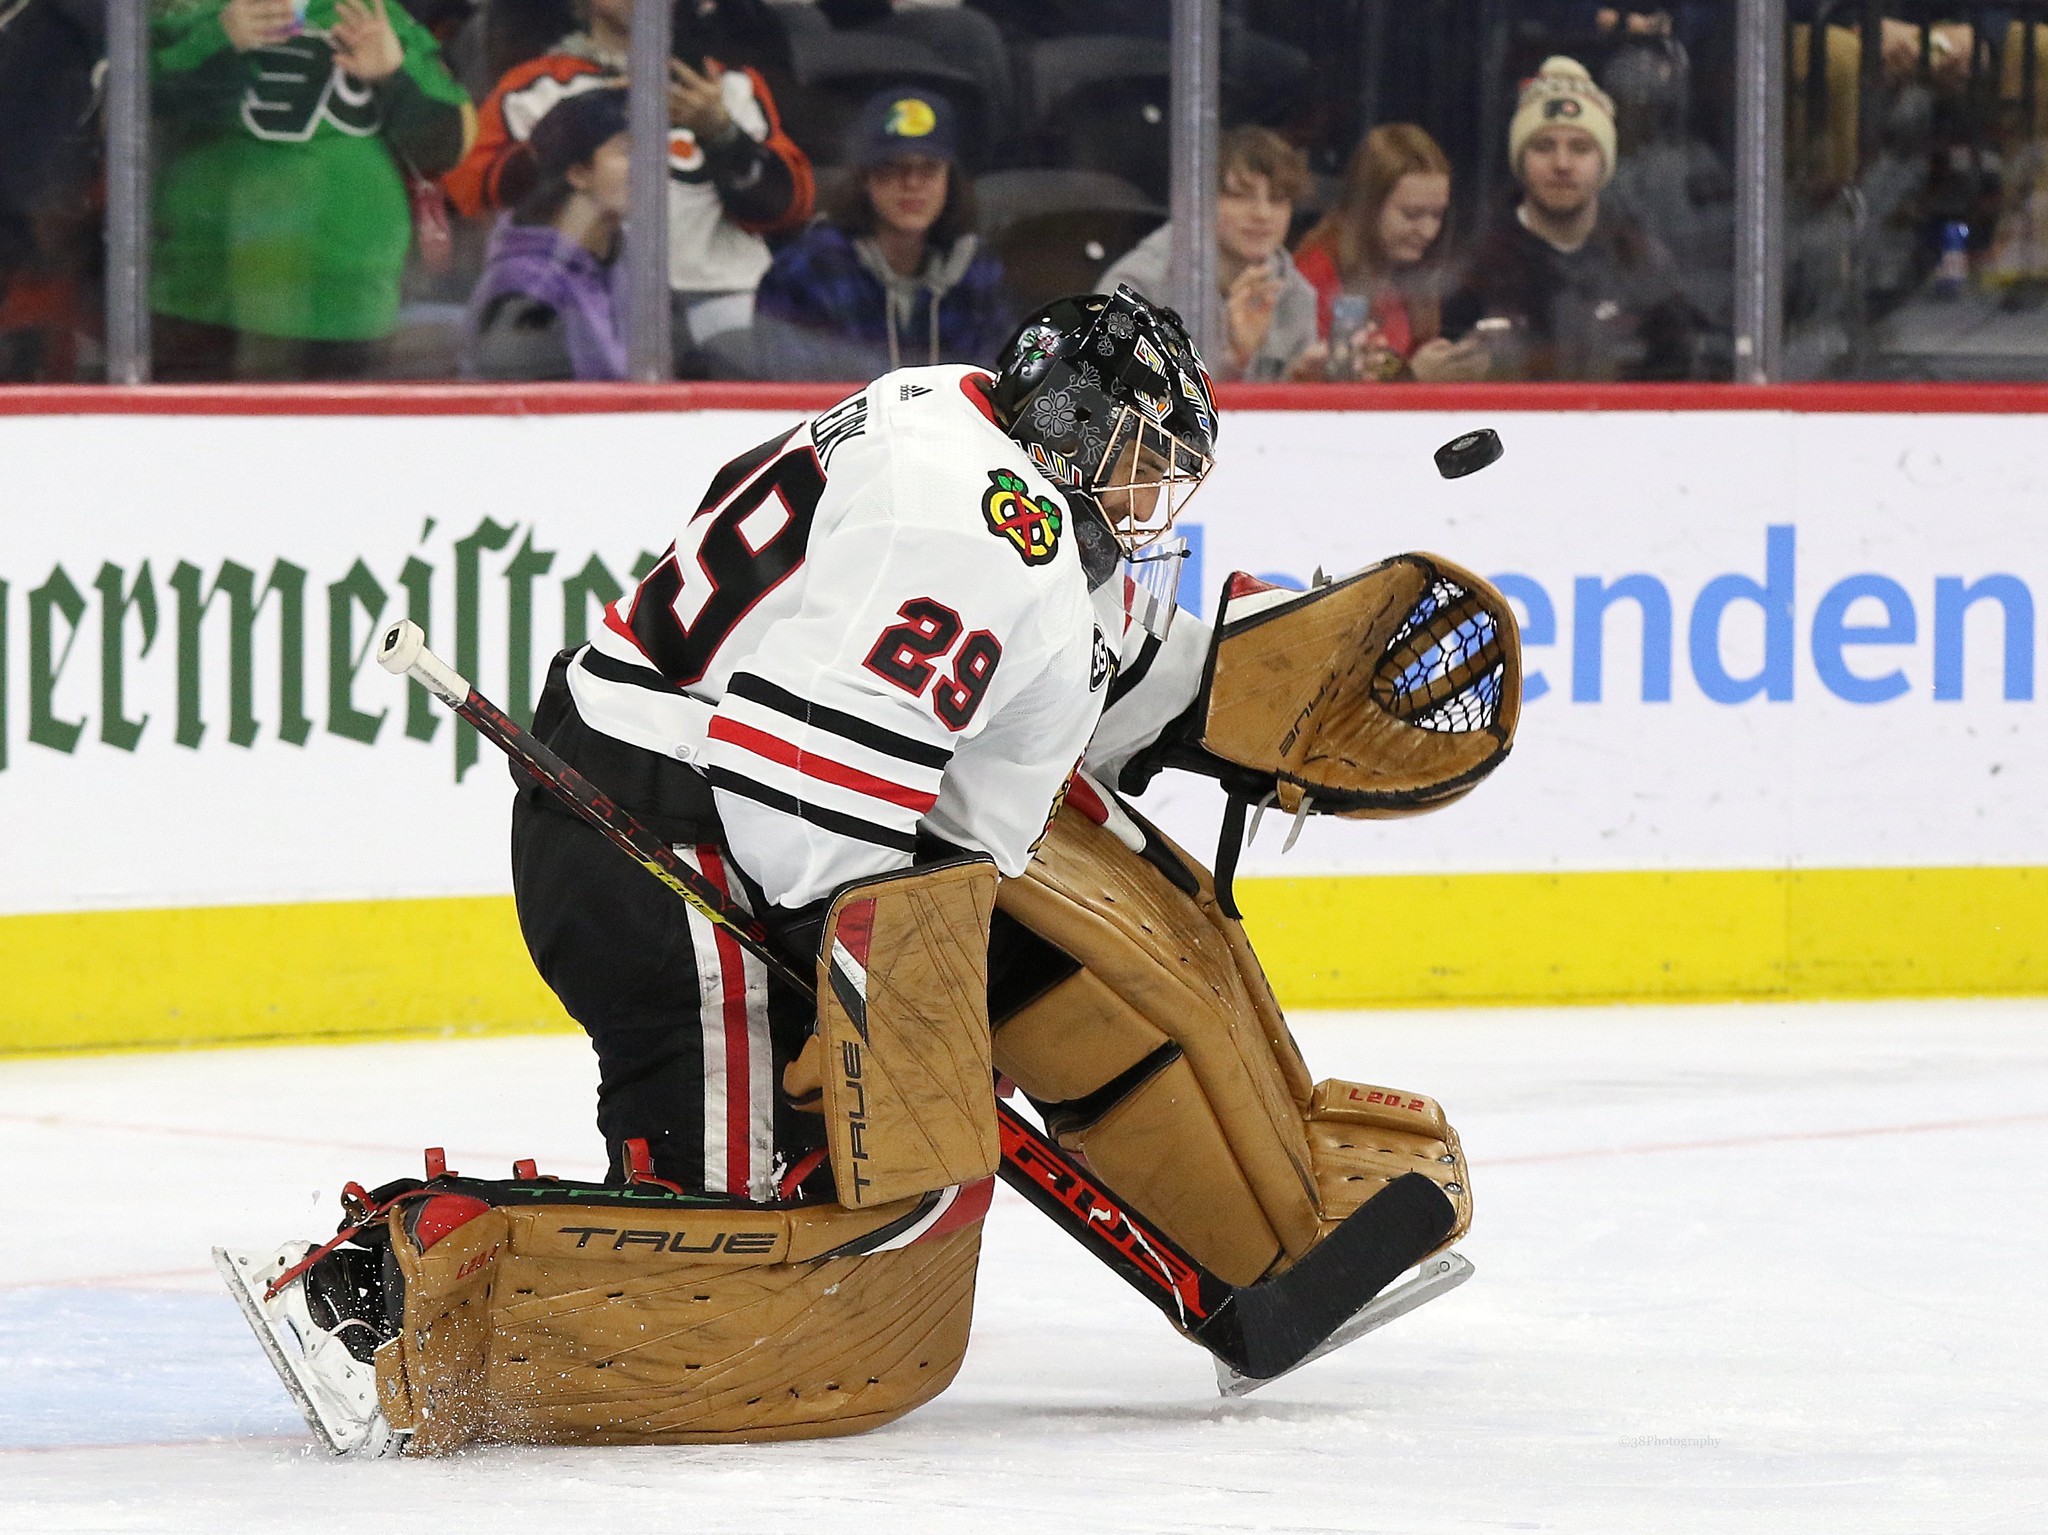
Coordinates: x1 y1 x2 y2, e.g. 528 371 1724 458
376 618 472 706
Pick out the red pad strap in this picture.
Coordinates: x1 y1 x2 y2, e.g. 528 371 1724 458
512 1159 537 1180
620 1137 686 1194
424 1147 449 1180
776 1147 830 1202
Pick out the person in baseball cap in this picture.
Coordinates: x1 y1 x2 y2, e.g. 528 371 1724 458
464 86 634 381
526 84 633 189
752 85 1013 379
847 88 960 169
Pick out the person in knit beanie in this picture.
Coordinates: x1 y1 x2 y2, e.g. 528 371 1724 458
1441 53 1698 379
1509 56 1618 192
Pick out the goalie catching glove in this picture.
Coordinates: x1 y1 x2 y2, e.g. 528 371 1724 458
1128 553 1522 821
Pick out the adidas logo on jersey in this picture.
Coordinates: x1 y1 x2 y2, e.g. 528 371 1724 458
899 384 931 400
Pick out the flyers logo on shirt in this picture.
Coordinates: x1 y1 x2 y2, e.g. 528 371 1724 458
669 127 706 173
981 469 1064 565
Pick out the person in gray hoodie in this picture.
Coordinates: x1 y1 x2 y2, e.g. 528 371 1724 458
752 88 1013 381
1100 125 1319 382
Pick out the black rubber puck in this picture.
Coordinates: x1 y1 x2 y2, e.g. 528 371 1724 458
1434 427 1503 479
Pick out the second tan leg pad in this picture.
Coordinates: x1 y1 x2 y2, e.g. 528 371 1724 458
376 1188 988 1452
818 857 1001 1207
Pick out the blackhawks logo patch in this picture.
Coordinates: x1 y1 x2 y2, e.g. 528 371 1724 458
981 468 1064 565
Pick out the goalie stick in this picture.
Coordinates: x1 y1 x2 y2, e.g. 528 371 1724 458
374 619 1457 1384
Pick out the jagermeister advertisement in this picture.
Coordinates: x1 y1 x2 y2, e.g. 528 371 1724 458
2 403 2044 922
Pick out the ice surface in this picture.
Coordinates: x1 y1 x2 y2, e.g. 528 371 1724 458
3 1001 2045 1534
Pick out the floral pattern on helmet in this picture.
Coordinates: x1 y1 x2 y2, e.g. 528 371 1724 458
1031 387 1079 440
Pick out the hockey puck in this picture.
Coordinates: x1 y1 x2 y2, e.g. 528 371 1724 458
1434 428 1503 479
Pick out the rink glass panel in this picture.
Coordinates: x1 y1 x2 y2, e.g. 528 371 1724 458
1786 1 2048 381
24 2 2048 388
130 0 688 384
1229 4 1740 384
0 0 107 383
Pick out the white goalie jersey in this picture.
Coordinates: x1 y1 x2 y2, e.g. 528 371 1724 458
566 363 1207 911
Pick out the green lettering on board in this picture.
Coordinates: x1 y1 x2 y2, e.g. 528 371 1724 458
28 565 86 754
326 560 389 745
96 561 158 752
452 517 516 781
561 553 623 652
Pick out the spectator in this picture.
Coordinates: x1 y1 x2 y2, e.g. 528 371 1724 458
0 0 105 381
463 86 629 380
1444 55 1696 380
1294 124 1486 382
753 87 1010 380
149 0 474 381
1101 125 1318 382
446 0 813 377
1601 32 1732 366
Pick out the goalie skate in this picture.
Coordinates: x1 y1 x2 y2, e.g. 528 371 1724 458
213 1243 407 1457
1214 1250 1475 1398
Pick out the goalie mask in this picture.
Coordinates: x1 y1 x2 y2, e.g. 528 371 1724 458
990 286 1217 554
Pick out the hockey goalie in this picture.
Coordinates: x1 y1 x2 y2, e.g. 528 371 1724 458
217 287 1519 1456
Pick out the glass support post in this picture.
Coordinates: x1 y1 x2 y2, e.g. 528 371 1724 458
1735 0 1787 382
626 0 674 382
1169 0 1221 359
105 0 151 384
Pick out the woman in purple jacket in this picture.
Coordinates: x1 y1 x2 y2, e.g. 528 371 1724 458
752 87 1013 382
463 86 631 381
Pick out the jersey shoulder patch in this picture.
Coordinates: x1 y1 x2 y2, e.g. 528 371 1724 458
1089 625 1115 690
981 467 1064 566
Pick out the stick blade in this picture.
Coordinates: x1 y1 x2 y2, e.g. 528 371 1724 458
1198 1172 1457 1381
1215 1249 1474 1397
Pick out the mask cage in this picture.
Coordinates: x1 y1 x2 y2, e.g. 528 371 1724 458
1086 405 1213 553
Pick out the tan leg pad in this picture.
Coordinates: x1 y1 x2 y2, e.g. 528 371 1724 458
1050 1052 1284 1288
817 857 1001 1207
995 806 1478 1278
376 1188 987 1452
1306 1079 1473 1245
995 808 1322 1269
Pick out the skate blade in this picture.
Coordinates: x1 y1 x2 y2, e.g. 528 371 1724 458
212 1245 353 1455
1214 1249 1474 1398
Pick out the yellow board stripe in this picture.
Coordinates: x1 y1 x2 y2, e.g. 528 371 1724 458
1236 866 2048 1008
2 867 2043 1055
0 896 574 1056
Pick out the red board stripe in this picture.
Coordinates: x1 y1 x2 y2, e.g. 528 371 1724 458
707 717 938 812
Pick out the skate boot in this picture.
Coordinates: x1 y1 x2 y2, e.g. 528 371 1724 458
215 1239 409 1457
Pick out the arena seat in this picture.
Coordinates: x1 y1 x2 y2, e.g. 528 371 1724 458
974 168 1164 313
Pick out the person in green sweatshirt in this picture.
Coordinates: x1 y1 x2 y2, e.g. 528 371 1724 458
150 0 474 379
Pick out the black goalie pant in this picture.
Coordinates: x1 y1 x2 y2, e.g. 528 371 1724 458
510 788 821 1202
